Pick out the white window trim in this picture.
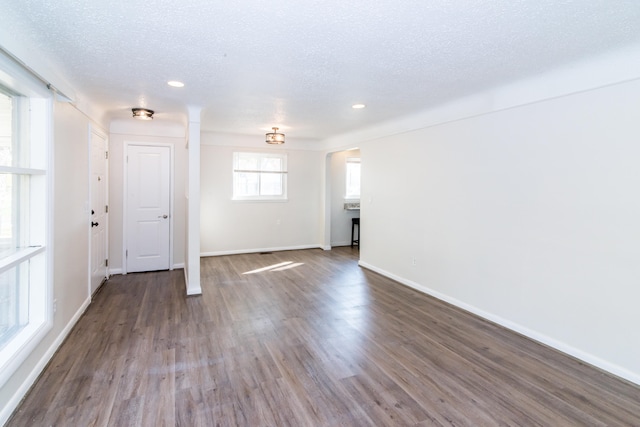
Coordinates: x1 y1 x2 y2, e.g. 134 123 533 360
232 151 288 201
0 52 53 389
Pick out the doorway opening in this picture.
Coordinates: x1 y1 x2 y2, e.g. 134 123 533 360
325 148 361 251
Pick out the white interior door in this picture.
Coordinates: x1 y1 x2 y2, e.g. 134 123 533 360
90 128 108 294
126 144 171 273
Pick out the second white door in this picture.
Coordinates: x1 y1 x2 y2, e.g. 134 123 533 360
126 144 171 273
90 127 108 293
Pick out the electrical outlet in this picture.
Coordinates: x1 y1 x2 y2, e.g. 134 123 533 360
53 299 57 314
412 257 416 266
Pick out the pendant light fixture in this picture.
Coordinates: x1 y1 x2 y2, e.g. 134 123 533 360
265 127 285 144
132 108 154 120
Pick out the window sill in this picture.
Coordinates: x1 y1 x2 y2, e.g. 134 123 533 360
344 201 360 210
0 318 51 388
232 198 289 203
0 246 45 273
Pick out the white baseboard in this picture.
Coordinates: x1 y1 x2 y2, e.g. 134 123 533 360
1 297 91 426
357 260 640 386
186 286 202 296
183 267 202 296
201 244 323 257
110 264 183 275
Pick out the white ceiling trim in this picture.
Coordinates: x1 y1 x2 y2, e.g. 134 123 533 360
321 42 640 151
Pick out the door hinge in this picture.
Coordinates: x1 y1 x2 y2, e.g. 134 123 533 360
105 205 108 213
126 250 128 258
105 259 108 267
105 151 109 159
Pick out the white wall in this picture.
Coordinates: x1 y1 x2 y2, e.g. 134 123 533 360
108 120 187 272
358 77 640 383
200 132 324 255
330 149 360 246
0 101 101 422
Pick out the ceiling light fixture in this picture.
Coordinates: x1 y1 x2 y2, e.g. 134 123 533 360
352 103 366 109
167 80 184 88
265 127 285 144
132 108 154 120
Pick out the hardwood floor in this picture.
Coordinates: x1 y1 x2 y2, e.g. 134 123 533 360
8 247 640 426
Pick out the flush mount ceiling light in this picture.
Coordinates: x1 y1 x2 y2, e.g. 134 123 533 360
132 108 154 120
265 127 285 144
167 80 184 88
352 103 366 109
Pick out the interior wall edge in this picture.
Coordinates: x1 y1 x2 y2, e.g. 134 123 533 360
357 260 640 387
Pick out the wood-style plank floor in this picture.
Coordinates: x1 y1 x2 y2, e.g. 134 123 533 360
8 247 640 426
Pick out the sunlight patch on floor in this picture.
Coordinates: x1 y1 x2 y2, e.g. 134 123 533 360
243 261 304 274
270 262 304 272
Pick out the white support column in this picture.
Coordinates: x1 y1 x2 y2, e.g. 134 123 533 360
185 105 202 295
322 152 332 250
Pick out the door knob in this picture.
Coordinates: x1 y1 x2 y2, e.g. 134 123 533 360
158 215 168 219
91 221 99 227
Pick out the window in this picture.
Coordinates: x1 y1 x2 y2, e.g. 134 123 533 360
345 157 361 199
233 152 287 201
0 54 51 388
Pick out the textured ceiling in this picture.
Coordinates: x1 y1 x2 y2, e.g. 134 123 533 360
1 0 640 141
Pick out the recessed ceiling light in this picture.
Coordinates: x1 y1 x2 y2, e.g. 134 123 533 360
352 103 366 109
167 80 184 88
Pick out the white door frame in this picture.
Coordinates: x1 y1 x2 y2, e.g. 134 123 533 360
123 141 175 274
88 124 109 294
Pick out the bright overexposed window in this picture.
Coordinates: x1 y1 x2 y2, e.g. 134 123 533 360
233 152 287 201
345 157 361 199
0 54 51 388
